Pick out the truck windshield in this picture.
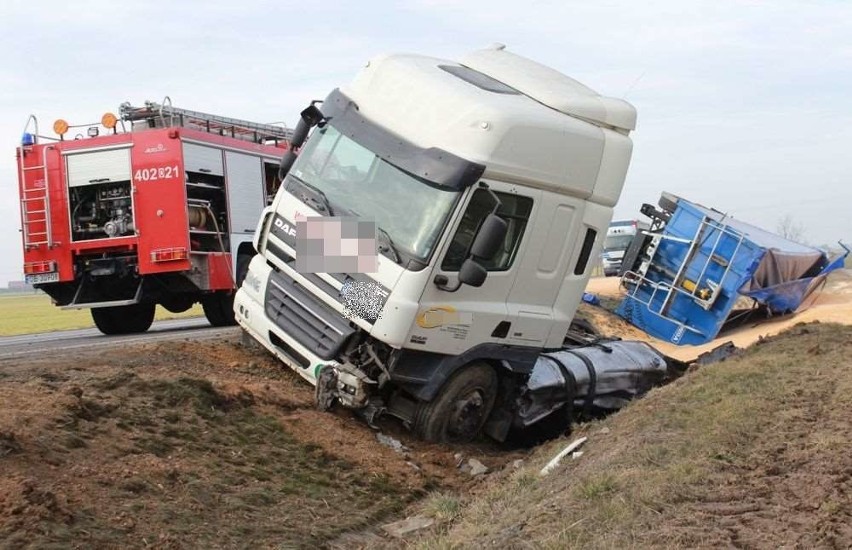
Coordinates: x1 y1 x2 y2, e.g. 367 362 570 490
288 125 459 262
604 234 635 251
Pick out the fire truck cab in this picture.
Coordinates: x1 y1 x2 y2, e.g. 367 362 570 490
16 101 289 334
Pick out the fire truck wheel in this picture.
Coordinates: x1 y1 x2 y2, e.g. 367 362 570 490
91 303 156 335
160 296 195 314
236 253 253 287
414 362 497 443
202 292 237 327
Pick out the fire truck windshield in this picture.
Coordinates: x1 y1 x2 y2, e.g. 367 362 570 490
288 125 460 263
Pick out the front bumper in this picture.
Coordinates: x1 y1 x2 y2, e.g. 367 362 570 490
234 258 341 385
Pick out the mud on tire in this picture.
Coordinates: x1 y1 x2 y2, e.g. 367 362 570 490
414 362 498 444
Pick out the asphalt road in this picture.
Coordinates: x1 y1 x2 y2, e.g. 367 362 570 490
0 317 239 360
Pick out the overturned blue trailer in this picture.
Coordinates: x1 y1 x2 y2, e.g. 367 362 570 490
616 193 848 346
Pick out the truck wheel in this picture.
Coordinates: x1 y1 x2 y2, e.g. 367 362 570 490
236 253 253 288
414 362 498 443
201 254 251 328
202 292 237 327
159 295 195 314
91 303 156 335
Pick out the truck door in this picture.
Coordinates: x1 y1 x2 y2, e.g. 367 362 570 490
413 182 538 355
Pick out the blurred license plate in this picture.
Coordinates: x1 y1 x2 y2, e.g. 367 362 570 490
25 272 59 284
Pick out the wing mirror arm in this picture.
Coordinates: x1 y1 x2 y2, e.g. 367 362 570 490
278 103 327 181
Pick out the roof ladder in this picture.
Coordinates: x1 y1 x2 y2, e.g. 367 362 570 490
119 96 294 144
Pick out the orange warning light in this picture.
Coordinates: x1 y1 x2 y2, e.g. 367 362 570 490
101 112 118 129
53 119 69 136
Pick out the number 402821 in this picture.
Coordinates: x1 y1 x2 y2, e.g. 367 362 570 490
134 166 180 182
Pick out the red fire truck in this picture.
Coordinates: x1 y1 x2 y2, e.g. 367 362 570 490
16 99 290 334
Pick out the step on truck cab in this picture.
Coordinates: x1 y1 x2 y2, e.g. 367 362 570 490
16 102 289 334
236 44 657 442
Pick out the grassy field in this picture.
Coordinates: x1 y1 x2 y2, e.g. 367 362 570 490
0 293 204 336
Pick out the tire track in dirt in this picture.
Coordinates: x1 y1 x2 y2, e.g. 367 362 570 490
669 325 852 547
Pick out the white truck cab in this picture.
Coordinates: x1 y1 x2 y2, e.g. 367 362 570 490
235 45 657 442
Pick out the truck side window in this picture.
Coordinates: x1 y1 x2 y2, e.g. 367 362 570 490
574 228 598 275
442 189 533 272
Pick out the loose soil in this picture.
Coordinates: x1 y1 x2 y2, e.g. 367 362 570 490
2 270 851 548
0 337 520 549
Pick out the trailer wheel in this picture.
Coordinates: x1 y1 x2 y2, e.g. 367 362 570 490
201 292 237 327
414 362 498 443
91 303 156 335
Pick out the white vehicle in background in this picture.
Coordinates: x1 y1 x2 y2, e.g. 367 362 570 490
602 220 648 276
235 44 669 443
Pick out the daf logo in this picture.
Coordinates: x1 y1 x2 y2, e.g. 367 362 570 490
273 217 297 237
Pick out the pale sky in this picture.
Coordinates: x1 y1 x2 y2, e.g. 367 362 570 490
1 0 850 285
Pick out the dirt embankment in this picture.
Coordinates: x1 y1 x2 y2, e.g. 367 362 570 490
2 271 851 548
404 322 852 548
0 338 520 548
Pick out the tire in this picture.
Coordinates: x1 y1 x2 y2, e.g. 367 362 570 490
202 292 237 327
91 303 156 335
159 295 195 314
235 253 253 288
414 363 498 443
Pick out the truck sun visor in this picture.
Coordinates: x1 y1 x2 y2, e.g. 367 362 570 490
320 89 485 191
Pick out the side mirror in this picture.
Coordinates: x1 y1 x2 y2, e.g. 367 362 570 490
470 213 508 260
433 210 507 293
458 258 487 287
300 105 324 127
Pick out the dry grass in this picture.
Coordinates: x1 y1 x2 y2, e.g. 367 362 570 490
0 293 203 336
410 322 852 548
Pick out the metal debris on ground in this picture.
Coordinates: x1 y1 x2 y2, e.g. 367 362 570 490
375 433 409 454
540 436 588 476
454 452 464 468
382 515 435 538
694 341 740 366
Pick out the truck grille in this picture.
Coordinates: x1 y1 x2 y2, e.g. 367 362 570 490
265 269 355 361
